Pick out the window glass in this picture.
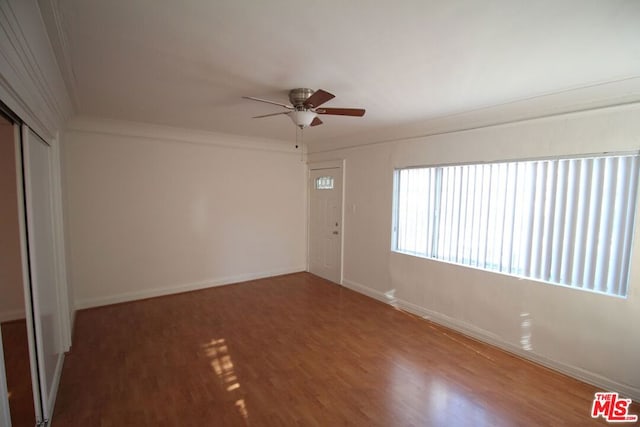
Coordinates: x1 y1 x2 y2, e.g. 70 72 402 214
392 154 640 297
316 176 334 190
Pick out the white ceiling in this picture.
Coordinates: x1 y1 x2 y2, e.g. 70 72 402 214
44 0 640 150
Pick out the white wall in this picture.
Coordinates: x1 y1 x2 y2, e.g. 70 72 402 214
0 120 25 322
63 118 307 308
309 103 640 400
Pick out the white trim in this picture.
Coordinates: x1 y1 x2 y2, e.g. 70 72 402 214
66 116 297 154
74 267 307 310
307 160 344 171
37 0 79 111
342 279 391 303
342 278 640 402
309 80 640 154
0 309 26 323
0 0 72 139
49 133 71 352
22 124 52 422
304 167 310 273
339 162 346 285
16 124 45 424
0 326 12 427
70 308 76 344
46 352 64 424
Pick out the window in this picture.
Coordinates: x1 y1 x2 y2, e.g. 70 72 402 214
392 154 640 297
315 176 334 190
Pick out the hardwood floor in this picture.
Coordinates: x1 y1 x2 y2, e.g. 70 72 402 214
54 273 638 426
1 319 35 427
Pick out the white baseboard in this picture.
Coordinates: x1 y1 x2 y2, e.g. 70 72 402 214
68 309 76 349
342 279 391 303
74 266 307 310
342 278 640 402
0 308 26 323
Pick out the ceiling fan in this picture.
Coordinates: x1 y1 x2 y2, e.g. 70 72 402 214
243 88 365 129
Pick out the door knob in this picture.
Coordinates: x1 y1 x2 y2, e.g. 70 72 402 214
333 231 339 235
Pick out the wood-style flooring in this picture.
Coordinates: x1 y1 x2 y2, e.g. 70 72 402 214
54 273 638 426
1 319 35 427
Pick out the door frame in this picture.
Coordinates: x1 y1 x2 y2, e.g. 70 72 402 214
0 100 71 426
0 328 10 427
20 125 57 425
307 160 346 284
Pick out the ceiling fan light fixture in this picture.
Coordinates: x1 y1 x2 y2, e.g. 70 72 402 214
245 88 365 129
288 110 317 128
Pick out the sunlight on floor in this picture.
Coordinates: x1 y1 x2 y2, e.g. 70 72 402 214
388 356 491 425
203 338 249 420
429 380 490 425
236 398 249 419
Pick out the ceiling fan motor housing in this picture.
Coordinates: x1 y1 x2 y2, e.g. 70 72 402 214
289 88 315 108
244 88 364 128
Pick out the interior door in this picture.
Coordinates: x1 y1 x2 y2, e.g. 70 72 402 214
309 165 343 283
21 125 61 425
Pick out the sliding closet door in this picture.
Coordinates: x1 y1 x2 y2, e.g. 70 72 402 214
21 125 61 423
0 330 11 427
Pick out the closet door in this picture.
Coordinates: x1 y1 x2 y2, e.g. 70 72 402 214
21 125 61 424
0 329 11 427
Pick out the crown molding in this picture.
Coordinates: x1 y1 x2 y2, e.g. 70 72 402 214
37 0 79 112
311 76 640 154
66 116 299 154
0 0 72 138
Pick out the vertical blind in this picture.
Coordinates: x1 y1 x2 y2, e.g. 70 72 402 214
393 154 640 297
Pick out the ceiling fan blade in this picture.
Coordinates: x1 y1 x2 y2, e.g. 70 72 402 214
243 96 292 109
310 117 323 127
316 107 366 117
252 111 289 119
303 89 335 108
